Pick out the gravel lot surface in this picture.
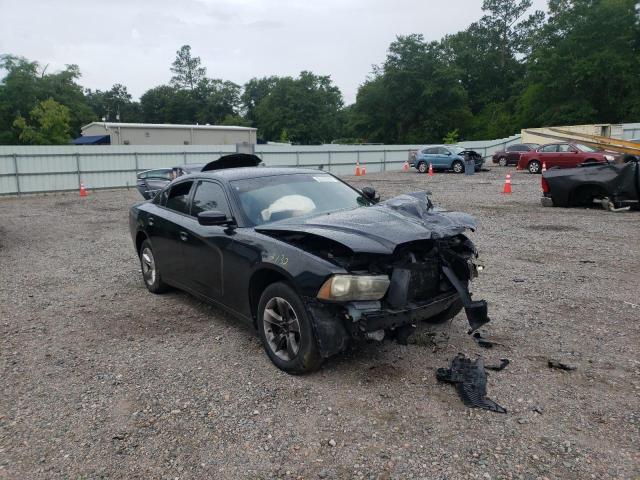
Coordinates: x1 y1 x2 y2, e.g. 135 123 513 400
1 166 639 479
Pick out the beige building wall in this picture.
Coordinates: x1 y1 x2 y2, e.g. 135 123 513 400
521 124 624 145
81 123 257 146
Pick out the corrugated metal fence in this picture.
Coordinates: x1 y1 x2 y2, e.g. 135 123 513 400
0 137 523 195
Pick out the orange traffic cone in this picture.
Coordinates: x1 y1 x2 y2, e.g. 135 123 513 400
361 165 366 176
428 163 434 177
542 162 547 173
79 183 88 197
355 160 361 176
402 161 409 172
502 174 512 194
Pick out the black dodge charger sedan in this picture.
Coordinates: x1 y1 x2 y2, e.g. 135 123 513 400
129 159 490 373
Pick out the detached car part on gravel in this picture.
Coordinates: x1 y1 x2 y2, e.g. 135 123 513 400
541 157 639 210
129 162 491 373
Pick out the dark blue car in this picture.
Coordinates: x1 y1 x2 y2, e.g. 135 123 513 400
411 145 484 173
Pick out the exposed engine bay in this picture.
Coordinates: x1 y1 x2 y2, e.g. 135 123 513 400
258 192 489 357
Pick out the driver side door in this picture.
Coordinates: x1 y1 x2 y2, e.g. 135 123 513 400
179 179 234 301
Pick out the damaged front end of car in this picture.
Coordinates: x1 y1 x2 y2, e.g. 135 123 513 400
257 192 490 359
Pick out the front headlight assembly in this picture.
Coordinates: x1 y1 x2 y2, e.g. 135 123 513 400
604 154 615 161
317 275 390 301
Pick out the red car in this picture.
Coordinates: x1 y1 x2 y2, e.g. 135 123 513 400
517 143 615 174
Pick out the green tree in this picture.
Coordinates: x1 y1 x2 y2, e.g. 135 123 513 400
85 83 142 122
0 55 94 143
170 45 207 90
440 0 544 138
351 35 472 144
241 76 279 125
517 0 640 126
13 98 71 144
253 72 344 144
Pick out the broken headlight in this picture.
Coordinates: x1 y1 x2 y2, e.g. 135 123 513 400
317 275 390 301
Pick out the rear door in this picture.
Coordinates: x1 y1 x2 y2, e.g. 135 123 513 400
149 180 195 286
179 179 235 301
421 148 438 168
507 145 526 164
538 144 559 167
433 147 451 169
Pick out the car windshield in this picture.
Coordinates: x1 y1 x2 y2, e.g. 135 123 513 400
575 143 599 152
230 173 370 226
449 147 465 154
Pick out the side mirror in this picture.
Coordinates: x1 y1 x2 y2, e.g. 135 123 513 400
446 151 452 156
197 210 233 226
361 186 380 203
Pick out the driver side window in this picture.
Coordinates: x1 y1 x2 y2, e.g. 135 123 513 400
540 145 558 153
191 181 231 218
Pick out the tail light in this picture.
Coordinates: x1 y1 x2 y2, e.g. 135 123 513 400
541 176 550 193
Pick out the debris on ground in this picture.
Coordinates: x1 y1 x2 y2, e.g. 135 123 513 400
485 358 510 371
471 331 502 349
436 354 507 414
547 359 577 371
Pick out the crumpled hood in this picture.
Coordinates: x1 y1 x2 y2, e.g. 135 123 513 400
255 192 476 254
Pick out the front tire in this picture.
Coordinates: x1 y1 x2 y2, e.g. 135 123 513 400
257 282 322 374
139 239 169 293
452 160 464 174
528 160 541 174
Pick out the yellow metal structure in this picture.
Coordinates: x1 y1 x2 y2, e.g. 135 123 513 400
523 128 640 155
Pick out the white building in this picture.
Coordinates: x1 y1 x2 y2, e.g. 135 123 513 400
79 122 257 146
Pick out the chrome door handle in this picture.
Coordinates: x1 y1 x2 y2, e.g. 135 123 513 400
148 217 154 226
179 231 188 242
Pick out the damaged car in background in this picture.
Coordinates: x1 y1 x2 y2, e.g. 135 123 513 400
541 156 639 210
130 159 491 373
135 153 263 200
410 145 484 173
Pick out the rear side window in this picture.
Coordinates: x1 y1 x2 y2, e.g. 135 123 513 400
425 148 438 154
507 145 527 152
539 145 558 153
140 169 172 180
191 181 231 218
165 181 193 214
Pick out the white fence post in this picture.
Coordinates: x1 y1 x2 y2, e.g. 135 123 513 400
13 154 20 196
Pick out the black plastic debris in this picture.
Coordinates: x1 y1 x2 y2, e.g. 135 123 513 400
472 331 502 349
485 358 510 371
436 354 507 414
548 359 576 371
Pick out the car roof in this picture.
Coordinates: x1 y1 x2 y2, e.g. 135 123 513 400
188 166 330 182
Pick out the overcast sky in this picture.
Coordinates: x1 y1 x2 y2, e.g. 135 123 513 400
0 0 547 104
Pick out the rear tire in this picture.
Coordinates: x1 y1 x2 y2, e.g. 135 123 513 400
570 186 608 208
139 240 169 293
528 160 541 174
452 160 464 174
498 157 507 167
417 161 427 173
257 282 322 374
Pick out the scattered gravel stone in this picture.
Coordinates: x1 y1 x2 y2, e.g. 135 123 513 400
1 169 638 479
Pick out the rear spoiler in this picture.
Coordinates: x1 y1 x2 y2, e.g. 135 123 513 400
201 153 262 172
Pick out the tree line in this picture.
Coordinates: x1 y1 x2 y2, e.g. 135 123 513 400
1 0 638 146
